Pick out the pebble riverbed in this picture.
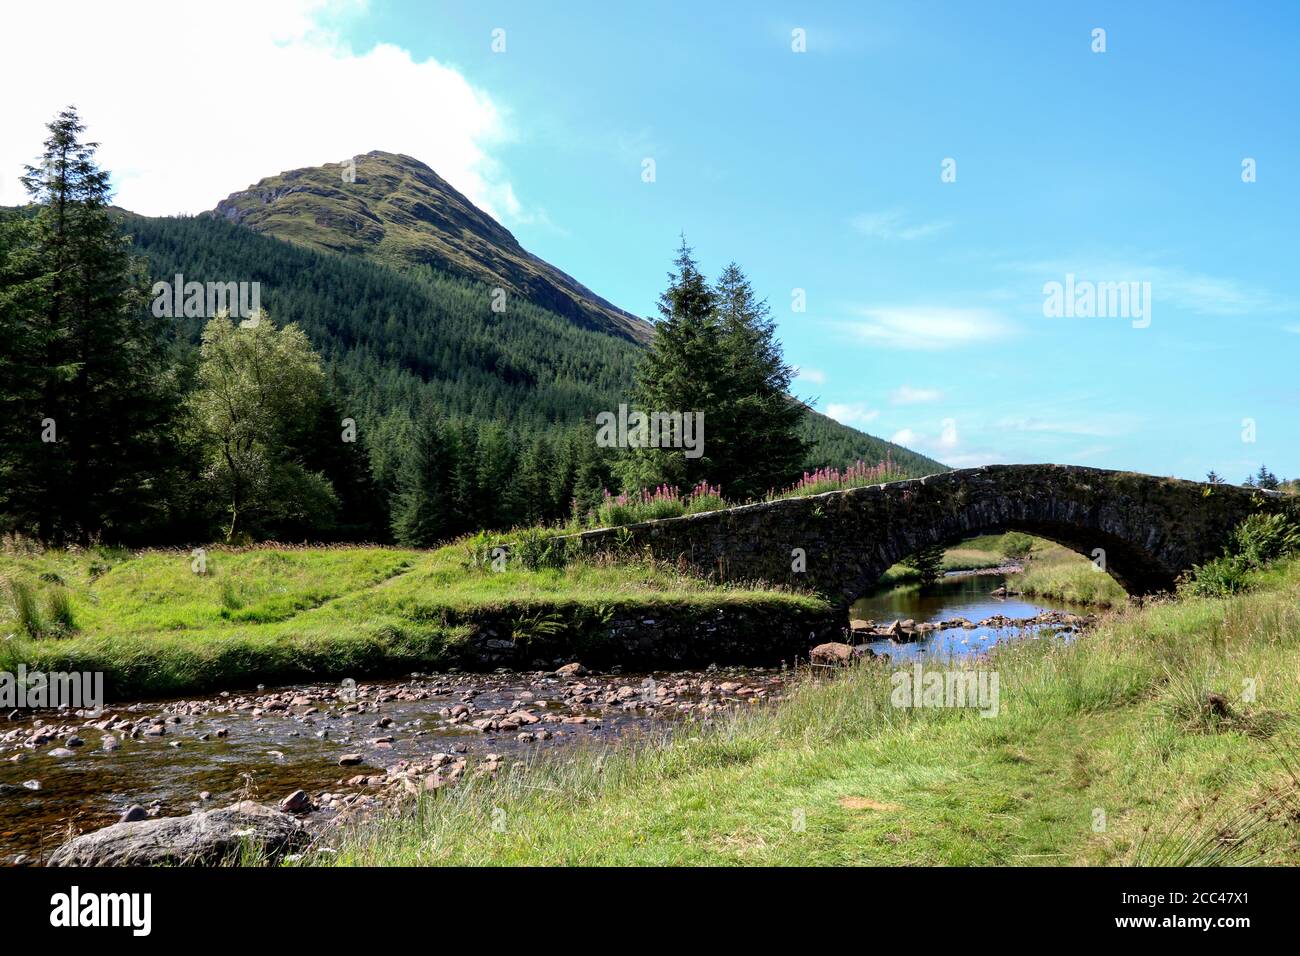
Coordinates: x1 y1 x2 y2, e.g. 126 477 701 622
1 665 796 864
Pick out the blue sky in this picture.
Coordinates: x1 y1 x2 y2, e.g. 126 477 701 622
5 0 1295 481
345 0 1299 481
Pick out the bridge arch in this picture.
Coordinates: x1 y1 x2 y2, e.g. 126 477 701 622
862 524 1135 604
575 465 1285 609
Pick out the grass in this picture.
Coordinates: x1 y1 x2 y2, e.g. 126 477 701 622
0 542 826 699
1015 542 1130 607
877 533 1130 606
878 533 1042 585
317 558 1300 866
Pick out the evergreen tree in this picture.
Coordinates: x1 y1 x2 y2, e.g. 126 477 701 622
447 420 482 534
391 405 452 546
367 409 414 534
516 434 558 525
618 239 724 493
0 107 178 543
712 262 807 499
475 421 519 528
904 544 945 586
1254 464 1280 490
295 380 384 540
619 241 806 500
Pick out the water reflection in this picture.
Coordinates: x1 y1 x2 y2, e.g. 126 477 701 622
849 573 1075 662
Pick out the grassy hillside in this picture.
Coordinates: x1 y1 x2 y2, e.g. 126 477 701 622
0 543 826 699
322 558 1300 866
212 151 652 344
120 210 947 476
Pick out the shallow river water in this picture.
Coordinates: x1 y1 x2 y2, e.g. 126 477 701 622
850 571 1077 660
0 666 789 863
2 571 1078 864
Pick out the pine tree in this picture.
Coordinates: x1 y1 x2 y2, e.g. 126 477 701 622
516 434 558 525
0 107 178 542
618 239 723 492
1254 465 1280 490
475 422 519 529
904 544 945 586
619 241 806 500
712 262 807 499
391 405 452 546
296 380 384 540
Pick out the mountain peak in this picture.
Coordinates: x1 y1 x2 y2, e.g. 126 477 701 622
211 151 652 344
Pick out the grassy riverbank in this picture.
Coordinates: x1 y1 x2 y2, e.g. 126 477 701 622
877 533 1128 608
876 533 1019 585
1014 542 1129 607
0 544 826 699
323 558 1300 866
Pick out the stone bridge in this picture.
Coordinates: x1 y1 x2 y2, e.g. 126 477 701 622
575 465 1288 608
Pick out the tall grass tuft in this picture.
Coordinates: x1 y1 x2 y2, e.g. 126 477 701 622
1132 737 1300 866
6 579 43 637
43 587 77 635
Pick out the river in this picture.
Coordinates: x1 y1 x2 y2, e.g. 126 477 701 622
3 571 1079 864
0 665 791 863
850 571 1078 661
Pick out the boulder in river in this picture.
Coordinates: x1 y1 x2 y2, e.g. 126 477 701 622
279 789 312 814
555 662 586 678
810 642 856 666
47 800 306 867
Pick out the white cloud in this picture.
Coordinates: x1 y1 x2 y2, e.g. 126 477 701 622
890 417 1001 466
794 366 827 385
826 403 879 427
939 418 958 448
843 306 1013 350
889 385 944 405
0 0 522 222
994 414 1135 438
892 417 959 451
850 209 950 241
1010 258 1290 318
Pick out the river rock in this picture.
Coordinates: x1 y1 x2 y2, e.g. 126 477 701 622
810 642 855 666
555 662 586 678
48 800 307 867
279 789 312 814
120 805 148 823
